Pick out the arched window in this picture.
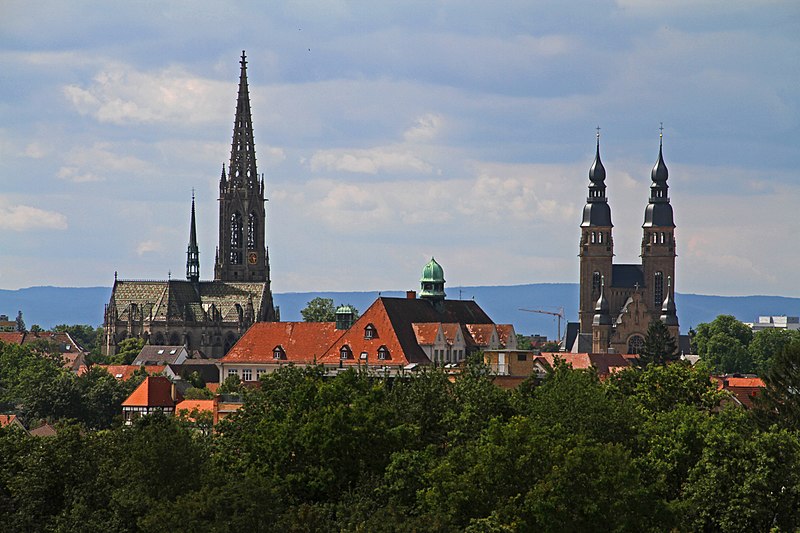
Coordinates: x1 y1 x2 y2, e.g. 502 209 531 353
627 335 645 355
592 271 601 295
591 232 596 244
598 232 603 244
230 212 243 264
654 271 664 308
340 345 352 360
378 346 390 360
248 212 257 249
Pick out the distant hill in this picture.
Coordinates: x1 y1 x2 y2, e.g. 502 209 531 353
3 284 800 340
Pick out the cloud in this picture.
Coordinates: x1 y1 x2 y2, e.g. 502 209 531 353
56 142 152 183
404 113 444 142
0 202 67 231
24 142 47 159
136 240 163 255
310 147 435 175
63 63 231 125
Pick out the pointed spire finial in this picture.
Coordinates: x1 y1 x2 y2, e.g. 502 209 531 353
596 125 601 146
659 122 664 146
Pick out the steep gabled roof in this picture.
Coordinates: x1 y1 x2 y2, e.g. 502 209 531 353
412 323 442 345
222 321 341 364
132 345 188 366
495 324 516 348
466 324 497 346
122 376 178 408
0 332 24 345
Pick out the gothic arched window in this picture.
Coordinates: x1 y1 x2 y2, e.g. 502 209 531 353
592 271 601 295
627 335 645 355
230 212 243 264
247 212 257 249
654 271 664 308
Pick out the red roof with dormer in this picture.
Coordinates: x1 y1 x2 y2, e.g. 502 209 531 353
222 321 342 364
122 376 180 408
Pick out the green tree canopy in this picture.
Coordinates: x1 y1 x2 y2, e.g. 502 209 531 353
301 297 360 322
749 327 800 375
639 319 679 367
694 315 755 373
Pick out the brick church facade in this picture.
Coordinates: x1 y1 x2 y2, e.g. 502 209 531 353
575 131 679 354
103 52 277 358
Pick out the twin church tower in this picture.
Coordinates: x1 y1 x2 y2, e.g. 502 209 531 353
576 130 679 354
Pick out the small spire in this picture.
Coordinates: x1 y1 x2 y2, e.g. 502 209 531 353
660 276 679 326
659 122 664 147
593 275 612 326
186 193 200 283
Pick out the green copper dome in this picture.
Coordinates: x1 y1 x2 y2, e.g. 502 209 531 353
420 257 445 300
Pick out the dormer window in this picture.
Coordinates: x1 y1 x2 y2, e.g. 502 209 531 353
340 345 353 360
377 346 390 360
364 324 377 339
273 346 286 360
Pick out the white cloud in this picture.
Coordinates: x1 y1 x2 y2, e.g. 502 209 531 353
136 240 163 255
24 142 47 159
404 113 444 142
63 63 231 125
310 147 435 175
0 201 67 231
56 142 152 183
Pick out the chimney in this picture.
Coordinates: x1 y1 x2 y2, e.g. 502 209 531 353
406 290 416 299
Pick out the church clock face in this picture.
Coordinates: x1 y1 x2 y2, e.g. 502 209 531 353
248 252 258 265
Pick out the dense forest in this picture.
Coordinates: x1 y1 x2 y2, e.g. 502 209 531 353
3 333 800 532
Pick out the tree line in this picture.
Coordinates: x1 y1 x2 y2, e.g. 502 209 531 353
3 344 800 531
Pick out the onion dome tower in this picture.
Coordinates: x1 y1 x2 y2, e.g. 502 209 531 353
420 257 446 311
579 129 615 333
641 126 677 316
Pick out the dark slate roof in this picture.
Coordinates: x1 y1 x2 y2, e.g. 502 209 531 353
563 321 580 352
581 202 612 227
168 361 223 384
380 297 495 364
111 280 268 323
132 345 188 366
643 202 675 227
611 264 644 289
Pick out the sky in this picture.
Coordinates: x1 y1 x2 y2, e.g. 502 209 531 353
0 0 798 298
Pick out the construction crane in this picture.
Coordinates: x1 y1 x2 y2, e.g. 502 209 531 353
519 307 565 342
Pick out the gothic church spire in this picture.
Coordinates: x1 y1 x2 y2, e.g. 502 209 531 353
582 128 613 228
186 192 200 283
226 50 258 191
643 126 675 227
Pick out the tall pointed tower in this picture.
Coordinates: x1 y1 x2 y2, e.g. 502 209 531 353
579 130 614 332
215 50 270 283
186 192 200 283
641 129 676 319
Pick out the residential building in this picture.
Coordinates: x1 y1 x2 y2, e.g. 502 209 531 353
121 376 182 425
745 316 800 332
219 258 516 381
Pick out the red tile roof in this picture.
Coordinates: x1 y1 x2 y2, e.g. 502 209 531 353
222 321 341 364
466 324 496 346
495 324 516 347
122 376 179 408
175 399 214 415
28 423 57 437
441 323 463 345
0 414 19 428
714 376 764 409
94 365 166 380
412 323 441 345
537 352 632 377
0 332 24 345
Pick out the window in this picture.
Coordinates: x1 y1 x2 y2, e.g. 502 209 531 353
242 368 252 382
248 212 257 249
517 353 527 361
364 324 377 339
256 369 266 379
627 335 645 355
340 345 352 360
654 271 664 307
592 271 601 295
273 346 285 360
378 346 390 360
227 369 238 378
230 212 243 264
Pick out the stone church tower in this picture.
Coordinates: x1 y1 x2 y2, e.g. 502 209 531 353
215 51 270 283
103 51 277 359
577 130 679 354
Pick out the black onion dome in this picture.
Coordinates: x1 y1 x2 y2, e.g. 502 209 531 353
589 142 606 184
651 143 668 184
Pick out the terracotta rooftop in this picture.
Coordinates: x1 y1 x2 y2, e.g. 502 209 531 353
537 352 632 377
0 414 20 428
0 332 24 345
175 399 214 414
222 321 342 364
122 376 179 408
94 365 166 380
